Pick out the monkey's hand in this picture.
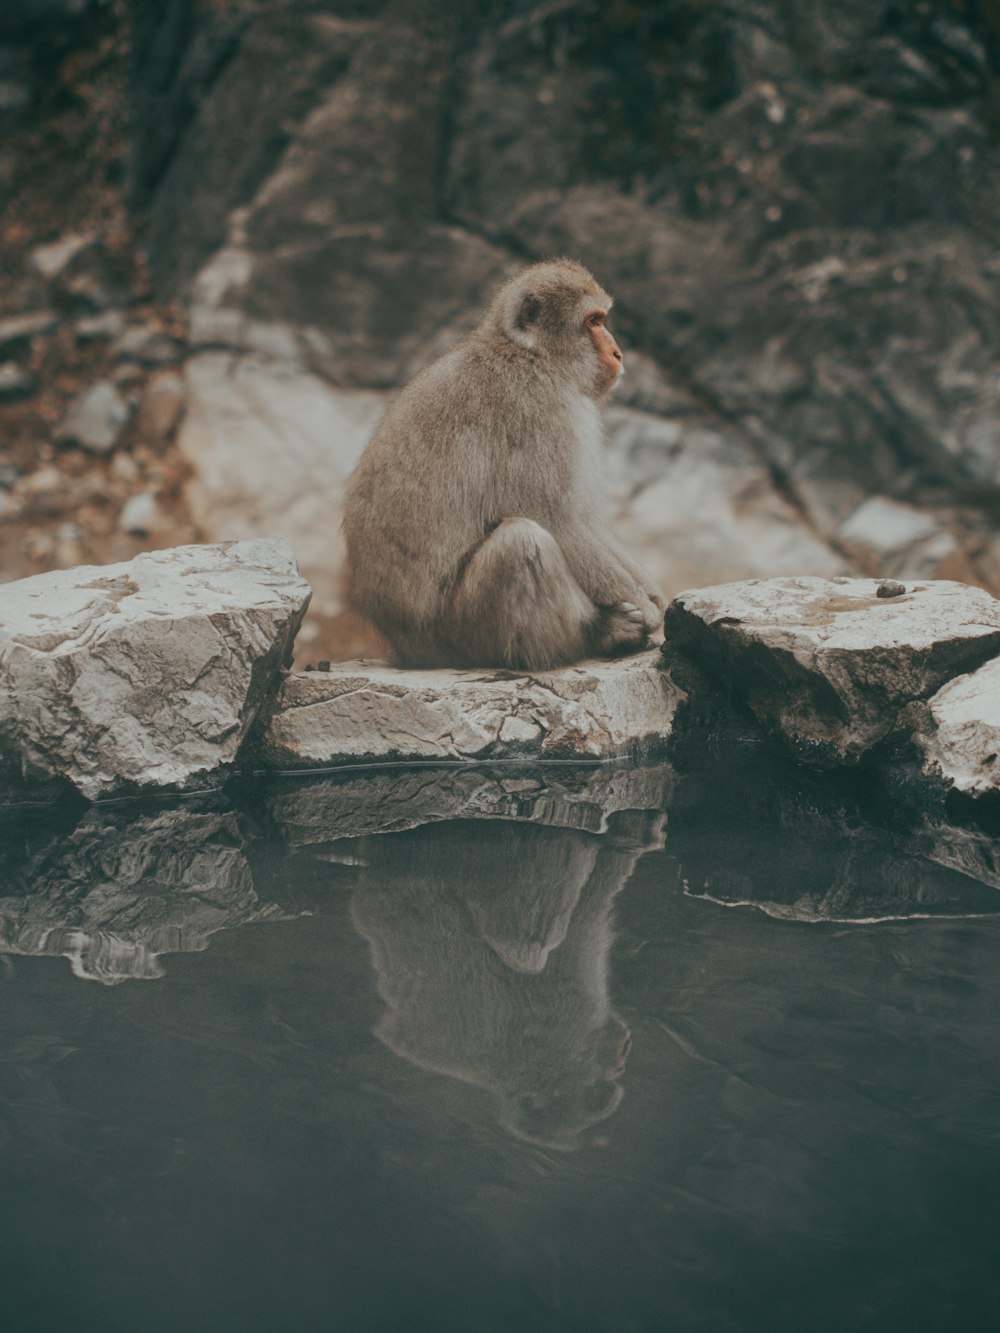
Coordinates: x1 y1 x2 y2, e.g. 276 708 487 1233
592 600 656 657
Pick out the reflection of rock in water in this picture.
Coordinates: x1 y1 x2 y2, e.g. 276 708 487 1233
267 761 675 847
0 804 288 983
667 740 1000 921
351 810 664 1149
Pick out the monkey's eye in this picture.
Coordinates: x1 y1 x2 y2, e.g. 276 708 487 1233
585 310 606 329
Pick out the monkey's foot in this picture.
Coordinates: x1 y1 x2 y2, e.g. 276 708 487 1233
593 601 652 657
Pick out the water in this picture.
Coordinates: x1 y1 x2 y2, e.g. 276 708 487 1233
1 755 999 1333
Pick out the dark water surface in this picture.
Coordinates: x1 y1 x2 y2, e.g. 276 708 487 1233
1 757 999 1333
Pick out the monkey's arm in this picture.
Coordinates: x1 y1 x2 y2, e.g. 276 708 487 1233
554 521 663 625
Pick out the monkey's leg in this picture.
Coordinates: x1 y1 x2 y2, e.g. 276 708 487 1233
449 517 594 670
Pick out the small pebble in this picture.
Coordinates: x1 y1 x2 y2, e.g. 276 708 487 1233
318 660 331 672
876 580 906 599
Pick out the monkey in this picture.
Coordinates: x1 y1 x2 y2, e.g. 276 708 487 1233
343 258 665 670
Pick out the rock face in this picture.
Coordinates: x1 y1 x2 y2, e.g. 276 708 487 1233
177 352 386 627
665 577 1000 766
917 659 1000 797
260 651 681 769
123 0 1000 627
0 538 310 798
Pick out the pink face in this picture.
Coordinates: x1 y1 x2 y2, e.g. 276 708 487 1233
584 307 624 393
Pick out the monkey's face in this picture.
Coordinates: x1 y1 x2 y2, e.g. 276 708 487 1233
583 305 624 397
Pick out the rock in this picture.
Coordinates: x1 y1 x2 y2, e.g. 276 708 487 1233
75 310 127 342
0 804 291 984
665 577 1000 765
259 650 681 769
178 352 386 622
118 490 159 536
58 380 131 453
0 361 35 400
0 309 58 356
0 462 22 490
267 762 675 846
916 658 1000 796
837 496 961 580
113 323 183 365
0 538 311 799
606 408 843 596
135 369 185 440
30 230 93 279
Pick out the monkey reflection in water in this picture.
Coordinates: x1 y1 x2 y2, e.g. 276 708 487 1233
344 259 665 670
350 811 664 1151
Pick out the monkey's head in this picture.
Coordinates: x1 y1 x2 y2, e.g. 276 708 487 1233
486 259 624 399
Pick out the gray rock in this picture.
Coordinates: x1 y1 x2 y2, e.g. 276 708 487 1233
30 230 93 279
665 576 1000 765
136 369 185 439
118 490 159 536
58 380 131 453
0 538 311 799
916 658 1000 796
0 361 35 400
178 352 386 624
113 324 183 365
0 309 57 356
75 310 127 342
261 651 682 769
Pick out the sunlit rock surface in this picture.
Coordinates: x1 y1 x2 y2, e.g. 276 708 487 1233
260 651 682 769
0 804 291 984
178 353 387 626
665 576 1000 767
0 538 310 798
917 657 1000 796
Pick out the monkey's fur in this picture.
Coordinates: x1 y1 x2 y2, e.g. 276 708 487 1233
344 259 664 670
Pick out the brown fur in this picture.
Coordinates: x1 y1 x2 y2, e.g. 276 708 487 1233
343 259 664 670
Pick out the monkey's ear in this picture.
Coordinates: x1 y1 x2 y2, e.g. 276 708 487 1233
502 290 542 349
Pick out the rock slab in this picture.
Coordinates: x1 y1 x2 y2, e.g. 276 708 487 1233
665 577 1000 765
260 651 682 769
917 658 1000 797
0 539 311 799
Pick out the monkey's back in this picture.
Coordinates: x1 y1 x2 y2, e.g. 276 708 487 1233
343 336 579 654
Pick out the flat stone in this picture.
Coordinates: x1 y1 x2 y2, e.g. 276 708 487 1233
118 490 159 535
30 230 93 279
260 650 682 769
917 657 1000 796
58 380 131 453
0 538 311 799
136 369 185 440
0 361 35 400
0 309 58 355
665 576 1000 765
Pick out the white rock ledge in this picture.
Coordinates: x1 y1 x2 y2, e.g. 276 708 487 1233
0 539 311 799
260 651 682 768
665 576 1000 766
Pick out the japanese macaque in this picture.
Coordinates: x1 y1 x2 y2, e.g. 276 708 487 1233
343 259 664 670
